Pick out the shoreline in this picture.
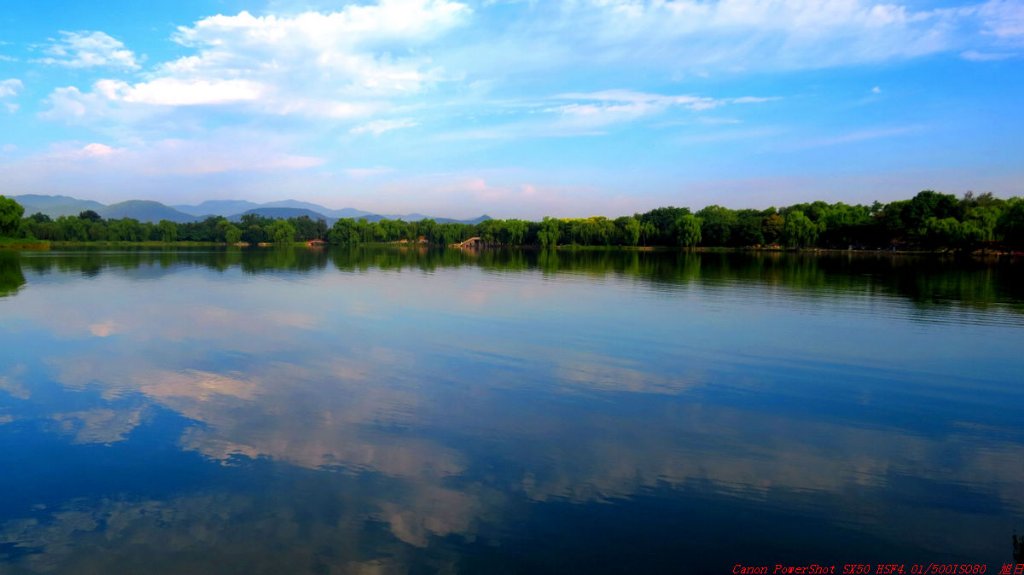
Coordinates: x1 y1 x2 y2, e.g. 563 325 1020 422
2 239 1021 259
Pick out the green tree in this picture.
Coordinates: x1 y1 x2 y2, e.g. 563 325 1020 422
87 221 108 241
637 207 690 245
0 196 25 237
538 217 560 248
108 218 143 241
675 214 702 248
288 216 328 241
902 190 960 241
505 219 528 245
329 218 362 246
962 204 999 246
225 225 242 245
782 210 818 248
762 212 785 245
157 220 178 243
997 198 1024 249
269 219 297 245
696 205 737 246
56 215 89 241
614 216 641 246
78 210 103 222
732 210 765 246
923 217 964 249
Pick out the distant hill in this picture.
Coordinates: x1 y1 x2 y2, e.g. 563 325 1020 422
100 201 198 223
438 215 491 225
231 207 335 224
260 200 358 218
14 194 106 218
333 207 380 219
9 194 492 226
174 200 261 217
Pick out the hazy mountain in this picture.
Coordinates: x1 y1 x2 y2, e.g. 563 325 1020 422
14 194 106 218
396 213 431 221
333 207 381 219
9 194 492 226
100 201 198 223
437 215 492 225
174 200 261 217
231 208 335 223
263 200 378 220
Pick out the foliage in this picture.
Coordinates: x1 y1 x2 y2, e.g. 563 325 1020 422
675 214 702 247
0 196 25 237
782 210 818 248
5 191 1024 251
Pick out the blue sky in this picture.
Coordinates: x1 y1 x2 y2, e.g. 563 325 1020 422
0 0 1021 218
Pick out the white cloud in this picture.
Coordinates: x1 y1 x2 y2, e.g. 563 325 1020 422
872 86 882 94
36 31 139 69
435 88 749 140
80 143 120 158
960 49 1018 60
1 79 23 114
174 1 470 47
976 0 1024 41
541 89 770 131
42 2 471 127
486 0 974 74
557 89 722 111
350 118 419 135
94 78 265 106
42 142 126 162
0 78 21 98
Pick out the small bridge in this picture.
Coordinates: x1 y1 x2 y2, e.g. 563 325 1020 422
453 236 482 248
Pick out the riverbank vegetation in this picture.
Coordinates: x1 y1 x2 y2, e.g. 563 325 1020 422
2 191 1023 252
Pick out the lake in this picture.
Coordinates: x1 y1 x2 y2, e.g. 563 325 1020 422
1 247 1023 574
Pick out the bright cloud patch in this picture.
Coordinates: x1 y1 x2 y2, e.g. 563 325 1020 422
539 0 971 72
44 0 470 123
95 78 264 106
0 78 21 98
548 90 769 130
0 78 21 113
977 0 1024 41
350 118 418 135
37 31 139 69
80 143 119 157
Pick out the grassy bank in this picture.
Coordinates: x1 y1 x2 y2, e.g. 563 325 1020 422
0 238 50 250
46 240 226 248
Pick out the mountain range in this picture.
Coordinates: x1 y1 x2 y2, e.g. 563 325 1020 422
11 195 490 226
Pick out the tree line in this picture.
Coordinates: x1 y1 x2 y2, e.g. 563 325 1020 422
2 190 1023 250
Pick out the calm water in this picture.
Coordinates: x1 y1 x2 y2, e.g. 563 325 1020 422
1 247 1023 574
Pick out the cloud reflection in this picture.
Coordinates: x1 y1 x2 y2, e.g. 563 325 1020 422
0 249 1022 568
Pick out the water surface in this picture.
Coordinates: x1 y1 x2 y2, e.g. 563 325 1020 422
1 248 1022 574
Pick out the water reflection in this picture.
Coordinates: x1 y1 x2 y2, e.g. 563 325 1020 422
7 247 1024 315
1 248 1023 573
0 253 25 297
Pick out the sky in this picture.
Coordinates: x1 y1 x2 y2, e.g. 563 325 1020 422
0 0 1022 219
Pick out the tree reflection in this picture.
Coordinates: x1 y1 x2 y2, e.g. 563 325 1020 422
0 252 26 297
4 247 1022 313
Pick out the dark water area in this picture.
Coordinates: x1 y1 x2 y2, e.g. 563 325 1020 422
0 247 1022 574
